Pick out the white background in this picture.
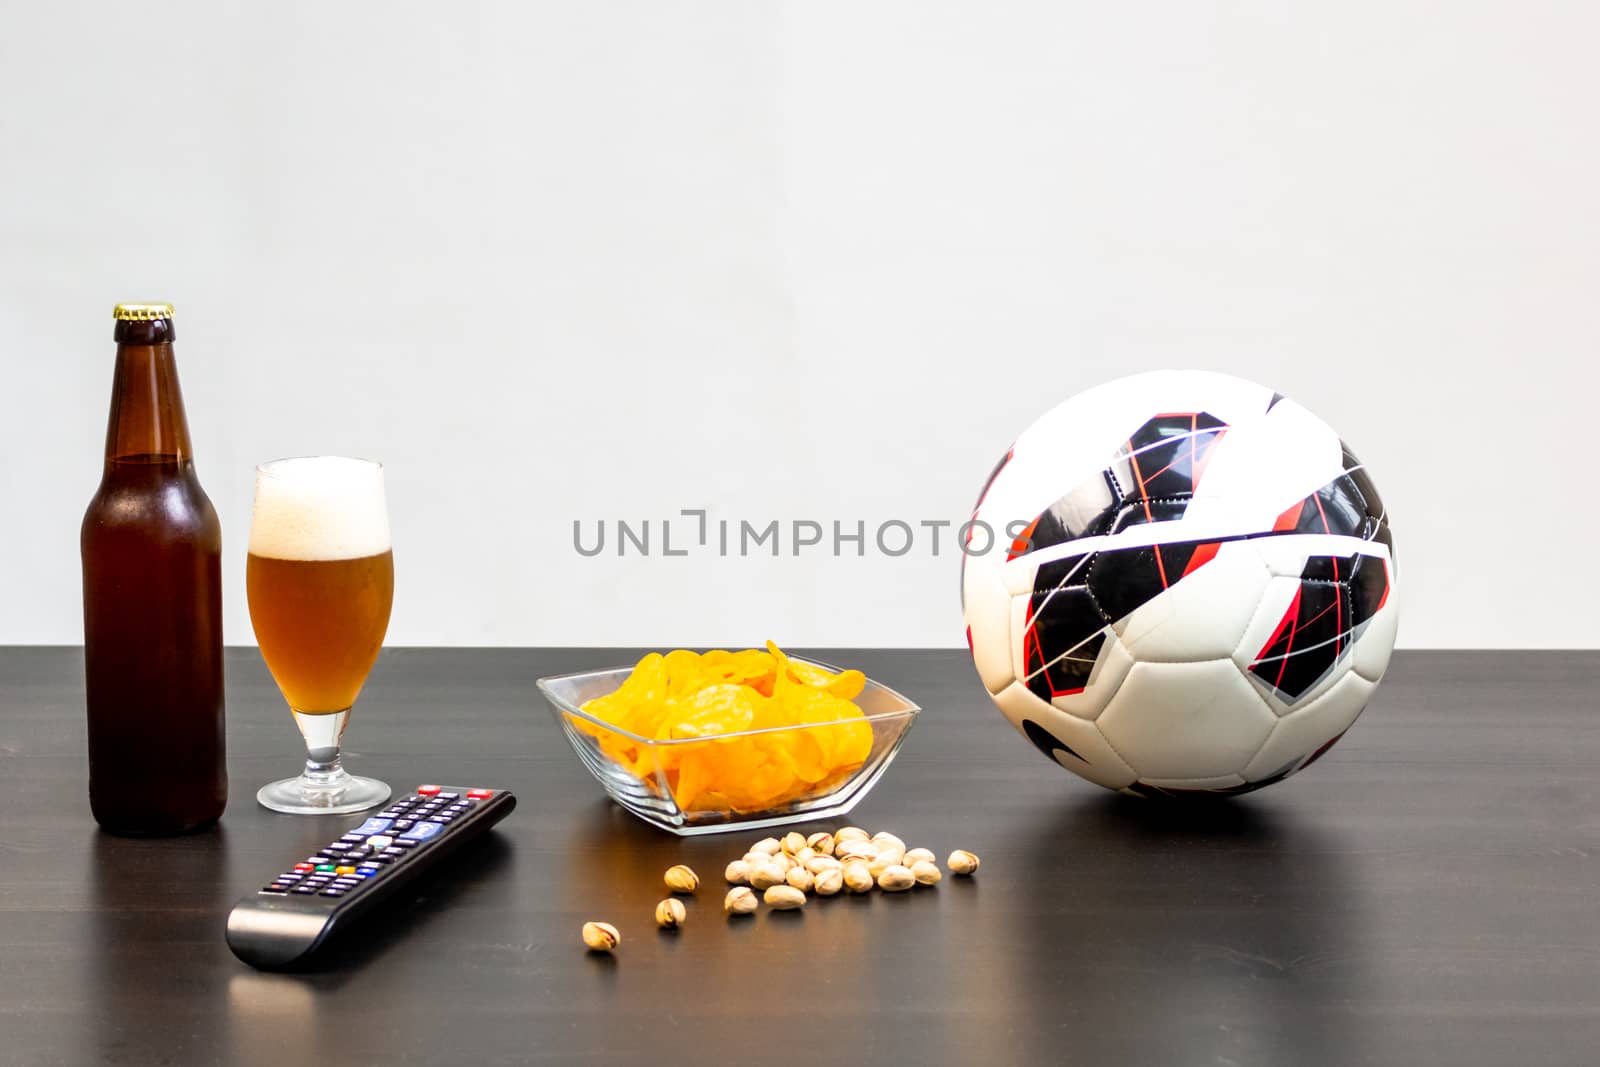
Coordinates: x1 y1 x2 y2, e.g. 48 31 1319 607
2 2 1595 648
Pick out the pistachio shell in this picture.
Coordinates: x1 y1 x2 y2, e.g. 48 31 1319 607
655 898 687 929
947 849 981 876
724 886 759 915
664 865 699 893
582 921 620 951
877 865 915 892
814 867 844 896
763 885 807 910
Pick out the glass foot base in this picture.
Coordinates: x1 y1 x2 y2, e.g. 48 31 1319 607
257 773 390 815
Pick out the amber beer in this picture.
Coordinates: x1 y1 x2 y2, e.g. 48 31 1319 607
246 455 395 814
81 303 227 835
246 549 395 713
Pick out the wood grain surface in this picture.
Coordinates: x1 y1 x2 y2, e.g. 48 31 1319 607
0 648 1595 1065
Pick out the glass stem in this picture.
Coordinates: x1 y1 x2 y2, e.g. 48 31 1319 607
293 708 353 786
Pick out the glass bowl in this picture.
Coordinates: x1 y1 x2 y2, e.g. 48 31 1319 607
537 658 920 836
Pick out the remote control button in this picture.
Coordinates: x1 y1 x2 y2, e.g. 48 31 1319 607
353 869 376 878
314 864 336 873
367 835 394 850
262 885 289 894
467 788 493 799
381 847 405 858
392 838 420 849
417 785 441 796
391 819 416 832
399 821 443 842
292 886 318 894
353 817 393 836
293 863 315 872
437 792 459 800
334 866 357 875
340 851 367 862
321 889 347 897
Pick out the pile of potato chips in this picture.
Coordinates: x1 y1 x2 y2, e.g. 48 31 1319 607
574 643 875 814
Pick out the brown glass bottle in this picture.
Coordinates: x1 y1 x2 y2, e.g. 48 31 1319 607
81 304 226 835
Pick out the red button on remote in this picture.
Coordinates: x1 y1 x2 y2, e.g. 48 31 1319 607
293 863 314 872
417 785 441 796
466 788 493 799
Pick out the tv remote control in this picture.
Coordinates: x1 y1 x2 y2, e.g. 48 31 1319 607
226 784 516 970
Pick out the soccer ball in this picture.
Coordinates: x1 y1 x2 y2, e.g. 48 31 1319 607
961 370 1398 797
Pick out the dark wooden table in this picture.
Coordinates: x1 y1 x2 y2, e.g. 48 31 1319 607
1 648 1596 1065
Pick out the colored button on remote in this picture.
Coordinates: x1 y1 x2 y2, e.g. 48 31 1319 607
416 785 441 796
399 821 443 842
467 788 493 799
353 817 393 836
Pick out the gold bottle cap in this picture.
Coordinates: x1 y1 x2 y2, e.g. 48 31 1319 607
113 302 175 321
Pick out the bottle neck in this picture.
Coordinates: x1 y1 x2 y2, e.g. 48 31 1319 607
104 336 194 465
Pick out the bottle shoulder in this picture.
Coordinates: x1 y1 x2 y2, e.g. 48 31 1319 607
83 462 221 546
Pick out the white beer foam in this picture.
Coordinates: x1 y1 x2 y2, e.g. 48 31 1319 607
249 456 391 561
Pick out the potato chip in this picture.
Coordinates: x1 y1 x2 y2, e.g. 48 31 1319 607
577 643 875 813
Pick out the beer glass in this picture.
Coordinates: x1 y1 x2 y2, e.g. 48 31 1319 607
247 457 394 814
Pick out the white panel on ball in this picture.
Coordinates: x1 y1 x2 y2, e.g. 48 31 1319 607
1113 541 1269 663
1179 397 1344 532
991 682 1138 790
1136 773 1248 791
1097 660 1277 780
1353 595 1400 683
1243 672 1376 782
961 552 1015 696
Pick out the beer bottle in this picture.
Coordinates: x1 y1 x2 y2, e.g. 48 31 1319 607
81 303 227 834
